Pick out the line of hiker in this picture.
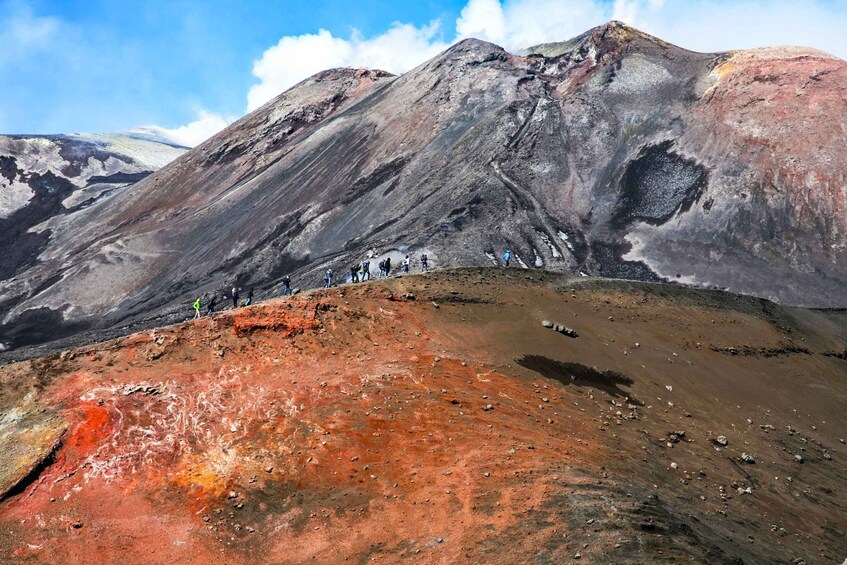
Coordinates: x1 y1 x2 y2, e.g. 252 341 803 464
190 250 434 319
192 286 253 319
346 253 429 284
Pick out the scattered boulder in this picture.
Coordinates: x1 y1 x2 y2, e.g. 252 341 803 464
794 454 804 463
740 453 755 464
540 319 578 337
715 436 728 446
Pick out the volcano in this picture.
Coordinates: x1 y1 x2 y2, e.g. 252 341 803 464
1 21 845 355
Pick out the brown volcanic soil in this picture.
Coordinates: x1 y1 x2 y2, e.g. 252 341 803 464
0 268 845 564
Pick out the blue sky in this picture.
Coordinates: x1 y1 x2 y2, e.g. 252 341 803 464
2 0 846 145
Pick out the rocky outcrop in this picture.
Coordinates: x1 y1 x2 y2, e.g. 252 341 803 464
1 22 845 352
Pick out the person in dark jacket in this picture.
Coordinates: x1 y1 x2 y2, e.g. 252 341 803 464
282 275 292 296
206 295 217 316
244 288 254 306
324 269 333 288
384 256 391 276
231 286 239 308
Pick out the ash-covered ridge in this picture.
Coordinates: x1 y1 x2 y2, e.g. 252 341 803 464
1 21 846 353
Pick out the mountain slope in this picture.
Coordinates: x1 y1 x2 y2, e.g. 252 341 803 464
1 269 845 563
1 22 846 353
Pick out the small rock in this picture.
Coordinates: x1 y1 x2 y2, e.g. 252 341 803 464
794 454 803 463
670 462 679 469
541 320 554 328
740 453 755 464
72 522 83 529
265 466 274 473
228 491 239 499
482 404 494 411
715 436 728 446
560 327 578 337
574 553 582 559
483 472 490 477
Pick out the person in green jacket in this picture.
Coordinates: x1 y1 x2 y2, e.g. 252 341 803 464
193 297 202 319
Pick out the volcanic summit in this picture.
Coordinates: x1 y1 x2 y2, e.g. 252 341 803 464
0 20 846 564
1 22 846 354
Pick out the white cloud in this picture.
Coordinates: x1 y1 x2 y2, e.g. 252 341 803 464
612 0 639 24
130 110 234 148
246 22 449 112
628 1 847 59
456 0 507 44
456 0 609 51
155 0 847 143
0 1 60 66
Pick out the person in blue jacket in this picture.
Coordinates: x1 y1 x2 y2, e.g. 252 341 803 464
503 249 511 267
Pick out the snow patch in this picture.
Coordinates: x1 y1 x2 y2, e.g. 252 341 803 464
515 254 529 269
557 231 574 252
0 178 34 218
484 251 498 265
537 231 562 258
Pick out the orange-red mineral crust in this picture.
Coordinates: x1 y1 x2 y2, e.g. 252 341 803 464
0 269 845 563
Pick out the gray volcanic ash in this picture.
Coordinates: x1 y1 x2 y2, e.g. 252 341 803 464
1 22 845 354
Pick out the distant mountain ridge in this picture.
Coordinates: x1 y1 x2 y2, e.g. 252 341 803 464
1 21 845 353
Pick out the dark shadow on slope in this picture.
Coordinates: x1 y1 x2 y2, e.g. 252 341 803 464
516 355 643 405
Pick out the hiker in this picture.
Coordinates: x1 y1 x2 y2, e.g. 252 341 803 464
350 263 360 283
378 259 386 278
324 268 333 288
193 297 202 319
402 255 410 272
206 295 217 316
361 260 370 281
384 257 392 276
282 275 292 296
231 286 239 308
503 249 511 267
244 288 254 306
420 253 428 271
